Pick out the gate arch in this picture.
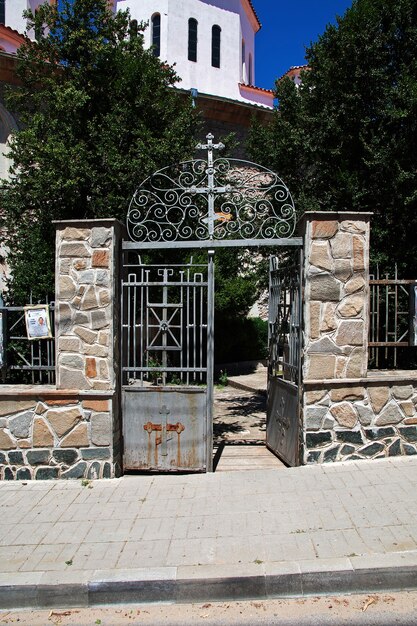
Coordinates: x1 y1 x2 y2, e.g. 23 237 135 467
121 134 303 472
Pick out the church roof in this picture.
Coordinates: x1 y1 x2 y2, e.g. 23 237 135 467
0 24 27 52
246 0 261 29
241 0 261 31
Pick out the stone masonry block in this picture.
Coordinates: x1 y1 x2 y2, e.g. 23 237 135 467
58 337 81 353
392 385 413 400
340 220 367 234
334 320 364 346
337 295 364 318
74 327 97 344
320 303 337 333
60 354 84 370
33 418 54 447
91 227 111 247
306 355 336 380
330 402 358 428
310 274 342 302
400 402 415 417
59 367 91 390
57 303 72 334
0 429 15 449
60 423 89 447
310 242 332 270
91 310 109 330
80 286 99 311
305 406 328 430
92 250 110 268
330 386 365 402
83 344 108 358
0 400 35 417
60 242 90 257
62 227 90 240
368 386 390 414
307 336 344 355
311 220 338 239
86 358 97 378
353 236 365 271
9 411 34 439
330 233 352 259
59 276 76 300
344 275 365 295
345 348 366 378
46 408 83 438
305 390 327 404
82 399 110 411
309 302 321 339
78 270 95 284
91 413 112 445
334 259 352 282
375 401 404 426
99 289 111 307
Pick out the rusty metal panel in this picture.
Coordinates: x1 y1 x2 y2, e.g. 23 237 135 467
266 377 299 467
123 387 207 472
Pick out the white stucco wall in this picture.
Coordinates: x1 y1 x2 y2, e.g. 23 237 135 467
5 0 46 39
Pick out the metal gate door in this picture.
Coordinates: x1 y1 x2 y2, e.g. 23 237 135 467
267 251 303 466
121 254 214 472
120 133 303 473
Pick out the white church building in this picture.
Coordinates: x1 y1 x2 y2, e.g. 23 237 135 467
114 0 273 109
0 0 273 176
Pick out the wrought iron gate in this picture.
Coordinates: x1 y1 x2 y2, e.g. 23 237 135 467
267 250 303 466
121 133 302 473
122 254 214 472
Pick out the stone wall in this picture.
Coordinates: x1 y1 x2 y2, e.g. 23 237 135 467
0 388 117 479
55 219 123 392
304 377 417 463
0 219 124 480
302 211 417 464
302 212 371 382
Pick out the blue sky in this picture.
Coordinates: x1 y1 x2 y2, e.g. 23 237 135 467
254 0 354 90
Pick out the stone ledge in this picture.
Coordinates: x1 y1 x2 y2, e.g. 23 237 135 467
304 371 417 387
0 386 116 398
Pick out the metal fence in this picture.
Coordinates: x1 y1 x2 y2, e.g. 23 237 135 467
369 267 417 369
0 294 55 384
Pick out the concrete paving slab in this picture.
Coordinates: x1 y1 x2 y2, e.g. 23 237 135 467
2 458 417 608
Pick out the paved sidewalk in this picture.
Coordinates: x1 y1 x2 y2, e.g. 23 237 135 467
2 456 417 609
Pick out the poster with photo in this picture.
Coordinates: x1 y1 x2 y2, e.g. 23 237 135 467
24 305 52 340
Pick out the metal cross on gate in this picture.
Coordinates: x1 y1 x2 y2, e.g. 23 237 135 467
193 133 232 238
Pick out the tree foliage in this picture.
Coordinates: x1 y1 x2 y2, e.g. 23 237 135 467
248 0 417 274
2 0 199 303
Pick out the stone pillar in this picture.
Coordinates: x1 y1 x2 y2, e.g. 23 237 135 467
55 219 124 392
302 212 372 382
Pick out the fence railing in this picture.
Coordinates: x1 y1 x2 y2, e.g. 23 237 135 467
369 267 417 369
0 294 55 384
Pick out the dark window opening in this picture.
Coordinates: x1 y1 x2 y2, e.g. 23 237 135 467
152 13 161 57
188 18 198 62
0 0 4 26
211 25 221 68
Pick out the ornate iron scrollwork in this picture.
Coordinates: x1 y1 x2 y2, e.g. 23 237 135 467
127 134 296 243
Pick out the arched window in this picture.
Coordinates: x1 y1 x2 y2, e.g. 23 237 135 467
0 0 5 25
188 18 198 62
211 25 221 68
151 13 161 57
248 53 253 85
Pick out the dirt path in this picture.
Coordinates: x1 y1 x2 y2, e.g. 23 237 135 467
213 386 266 444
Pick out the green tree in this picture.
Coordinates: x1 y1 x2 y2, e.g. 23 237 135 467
248 0 417 274
2 0 198 303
